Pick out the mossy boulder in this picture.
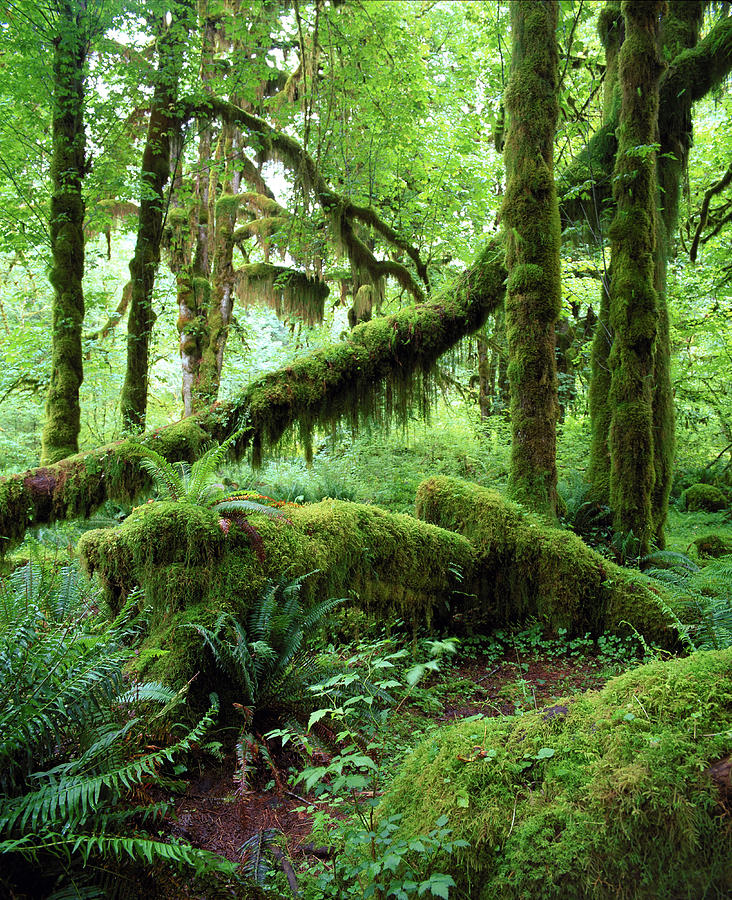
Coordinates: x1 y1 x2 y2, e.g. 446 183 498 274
379 649 732 899
682 483 728 513
78 498 476 688
692 533 731 559
415 476 677 645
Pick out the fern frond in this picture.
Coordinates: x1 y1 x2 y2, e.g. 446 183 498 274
212 498 288 519
185 429 244 505
240 828 277 884
131 445 186 501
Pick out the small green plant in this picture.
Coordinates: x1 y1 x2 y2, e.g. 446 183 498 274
132 429 290 559
187 573 344 791
0 563 237 898
286 638 460 898
643 552 732 650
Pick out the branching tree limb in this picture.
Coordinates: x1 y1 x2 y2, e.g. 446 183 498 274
690 163 732 261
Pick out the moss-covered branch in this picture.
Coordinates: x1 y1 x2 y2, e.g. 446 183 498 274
186 97 429 302
0 241 506 552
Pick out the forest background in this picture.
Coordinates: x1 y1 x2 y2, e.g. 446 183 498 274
1 1 732 898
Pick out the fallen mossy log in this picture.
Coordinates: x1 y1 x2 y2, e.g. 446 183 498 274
0 242 506 555
78 498 476 688
415 476 675 645
78 484 678 691
379 649 732 899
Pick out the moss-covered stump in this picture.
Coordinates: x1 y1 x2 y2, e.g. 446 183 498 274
693 534 731 559
682 483 728 513
78 499 476 687
415 476 675 645
379 649 732 899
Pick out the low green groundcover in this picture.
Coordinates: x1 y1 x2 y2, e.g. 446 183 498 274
379 649 732 899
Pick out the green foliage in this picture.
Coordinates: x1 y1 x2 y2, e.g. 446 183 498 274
187 573 344 790
643 552 732 651
379 649 732 899
0 562 238 897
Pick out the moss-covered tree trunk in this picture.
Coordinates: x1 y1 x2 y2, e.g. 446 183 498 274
193 125 239 409
501 0 561 518
120 3 190 432
40 3 88 466
607 0 665 553
587 1 623 503
650 0 704 546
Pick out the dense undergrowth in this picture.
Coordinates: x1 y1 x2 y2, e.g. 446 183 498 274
1 417 730 899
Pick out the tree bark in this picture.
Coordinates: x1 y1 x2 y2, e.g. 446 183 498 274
120 2 190 432
501 0 561 518
607 0 665 553
40 2 88 465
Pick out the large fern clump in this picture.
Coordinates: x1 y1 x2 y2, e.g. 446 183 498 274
0 563 237 898
188 573 344 791
642 551 732 650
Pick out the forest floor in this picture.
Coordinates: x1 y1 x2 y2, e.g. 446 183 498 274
160 639 637 895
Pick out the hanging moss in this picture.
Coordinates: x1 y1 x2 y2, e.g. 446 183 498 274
234 262 328 327
40 9 88 466
0 238 507 551
415 476 676 644
348 284 375 328
379 649 732 899
78 499 476 689
501 0 562 519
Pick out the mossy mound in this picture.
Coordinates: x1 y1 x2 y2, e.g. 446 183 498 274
78 499 475 688
682 483 728 513
693 533 731 559
415 476 676 645
379 649 732 899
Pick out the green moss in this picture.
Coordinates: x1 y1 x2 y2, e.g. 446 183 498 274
78 498 476 688
379 649 732 899
415 476 677 644
40 13 87 466
501 0 561 519
605 1 666 554
682 483 728 513
692 533 731 559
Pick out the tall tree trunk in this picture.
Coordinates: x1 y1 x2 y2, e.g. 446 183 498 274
588 0 624 504
40 2 88 465
651 0 704 546
501 0 561 518
607 0 665 553
193 125 239 409
120 2 190 432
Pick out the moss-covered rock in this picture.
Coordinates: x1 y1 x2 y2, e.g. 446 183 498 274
693 533 731 559
78 498 476 688
415 476 676 645
682 483 728 513
379 649 732 899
